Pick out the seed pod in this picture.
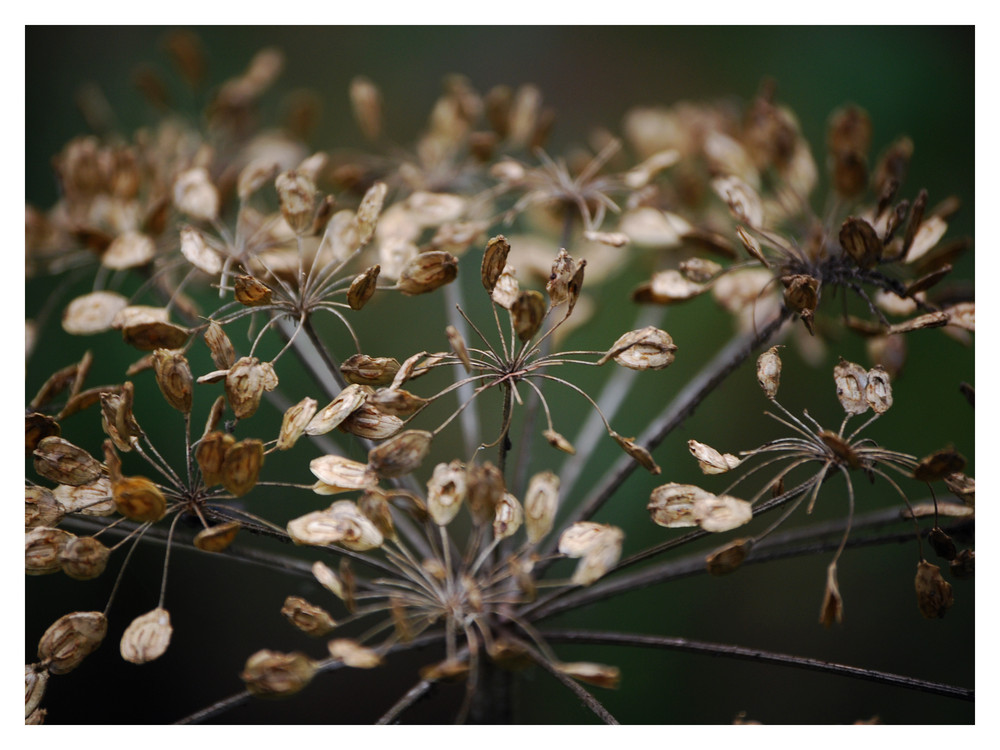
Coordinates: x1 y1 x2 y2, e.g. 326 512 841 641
863 365 893 414
566 259 586 315
173 167 219 221
53 476 115 516
58 536 110 580
632 269 707 305
368 387 427 417
913 447 966 482
396 251 458 295
706 538 754 576
152 349 193 413
26 486 64 528
944 472 975 506
466 461 505 526
367 429 432 478
306 384 369 435
237 158 279 201
546 249 577 306
887 310 950 334
25 664 47 719
555 662 621 689
599 327 677 370
648 483 714 528
420 658 471 683
234 275 273 307
736 226 770 266
338 403 403 439
122 321 190 351
179 226 222 274
241 650 315 698
62 290 129 335
26 527 75 575
281 596 336 637
347 265 380 310
33 437 102 486
101 230 156 270
688 439 741 474
222 439 264 497
276 397 318 451
543 429 576 454
493 492 524 540
37 611 108 674
358 489 397 541
113 476 167 522
112 305 170 330
481 235 511 293
25 413 60 455
833 358 870 416
712 175 764 226
311 560 345 600
950 549 974 580
328 639 382 669
512 290 546 342
927 527 957 561
679 257 722 283
120 608 172 664
194 522 241 553
491 264 519 309
426 460 468 526
203 321 236 370
558 523 624 586
355 181 388 246
839 216 883 269
309 455 378 493
341 354 400 387
523 471 559 544
692 494 753 533
915 560 954 619
446 325 473 372
287 500 384 550
819 563 844 627
275 170 316 234
196 431 235 486
611 431 662 474
225 357 274 419
781 274 820 333
350 75 382 141
756 346 782 399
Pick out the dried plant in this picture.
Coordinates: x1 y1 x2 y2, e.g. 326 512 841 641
25 31 973 725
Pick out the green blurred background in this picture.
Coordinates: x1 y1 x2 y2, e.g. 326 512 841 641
25 26 973 724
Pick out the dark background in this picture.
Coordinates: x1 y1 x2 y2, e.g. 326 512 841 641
25 26 974 724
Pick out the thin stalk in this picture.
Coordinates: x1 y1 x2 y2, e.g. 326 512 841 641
519 639 619 724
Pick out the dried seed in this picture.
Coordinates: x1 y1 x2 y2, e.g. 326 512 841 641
196 431 235 486
493 492 523 540
26 527 75 575
237 158 279 200
101 230 156 270
276 397 318 451
944 472 975 506
33 436 102 486
152 349 193 413
833 358 870 415
819 563 844 627
524 471 560 544
25 664 47 719
222 439 264 497
633 269 706 304
234 275 273 307
62 290 129 335
543 428 576 454
193 522 241 553
599 326 677 370
426 460 468 526
912 448 966 482
928 527 957 561
338 403 403 439
111 305 170 330
281 596 336 637
706 538 754 576
818 430 861 469
53 476 115 516
679 257 722 283
688 439 741 474
58 536 110 580
287 500 384 550
511 290 546 342
347 264 380 310
122 321 190 351
915 560 954 619
466 461 505 526
203 321 236 370
309 455 378 492
120 608 172 664
756 346 782 399
648 483 714 528
555 662 621 689
546 249 577 306
179 226 222 274
113 476 167 522
693 494 753 533
26 486 64 528
558 523 624 586
350 75 382 141
354 181 388 246
358 490 397 541
275 169 316 234
446 325 473 372
25 413 60 454
712 175 764 226
887 311 950 334
327 639 382 669
240 650 315 698
367 429 432 478
37 611 108 674
341 354 400 387
225 357 274 419
839 217 883 269
368 387 427 417
306 384 369 435
491 264 520 309
865 365 893 414
950 549 974 579
481 234 511 293
611 431 662 474
311 560 344 600
781 275 820 333
396 250 458 295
